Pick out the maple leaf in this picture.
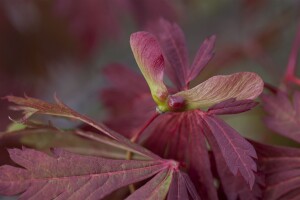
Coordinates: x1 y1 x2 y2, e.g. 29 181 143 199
208 135 264 200
4 95 158 160
101 19 264 199
0 147 197 200
1 125 142 160
261 91 300 143
2 96 201 199
253 141 300 200
130 26 263 113
133 20 261 186
201 115 257 187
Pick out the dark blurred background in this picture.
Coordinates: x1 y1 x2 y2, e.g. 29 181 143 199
0 0 299 145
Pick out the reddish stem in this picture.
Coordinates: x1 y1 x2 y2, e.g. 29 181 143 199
283 22 300 85
130 112 160 143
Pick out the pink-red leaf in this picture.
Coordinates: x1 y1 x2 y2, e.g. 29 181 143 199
126 169 172 200
202 115 257 188
0 148 169 199
188 111 218 200
211 138 264 200
252 142 300 200
130 31 168 104
262 91 300 143
155 19 189 90
143 112 217 199
188 35 216 83
207 98 258 115
167 171 189 200
5 95 159 159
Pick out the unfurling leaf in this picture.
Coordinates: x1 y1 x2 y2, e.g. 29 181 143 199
130 31 168 105
262 91 300 143
173 72 264 110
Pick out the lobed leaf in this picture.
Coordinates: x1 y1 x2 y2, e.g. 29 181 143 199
1 126 143 160
173 72 264 110
130 31 168 104
0 148 172 200
188 111 218 200
262 91 300 143
167 171 189 200
211 138 264 200
126 169 173 200
252 142 300 200
155 19 189 90
144 112 217 199
207 98 258 115
188 35 216 83
5 95 159 159
202 115 257 188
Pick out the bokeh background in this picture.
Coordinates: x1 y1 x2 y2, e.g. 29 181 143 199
1 0 300 149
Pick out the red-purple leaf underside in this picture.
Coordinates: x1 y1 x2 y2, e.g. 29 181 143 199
5 95 159 159
156 19 189 90
262 92 300 143
188 35 216 83
167 171 189 200
210 139 263 200
207 98 258 115
126 169 172 200
188 111 218 200
262 157 300 174
181 172 201 200
202 115 257 188
264 169 300 200
252 142 300 200
167 171 201 200
0 148 168 200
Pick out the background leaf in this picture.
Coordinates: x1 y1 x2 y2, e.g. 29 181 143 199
262 91 300 143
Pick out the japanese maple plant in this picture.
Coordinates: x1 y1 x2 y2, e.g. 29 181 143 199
0 19 299 200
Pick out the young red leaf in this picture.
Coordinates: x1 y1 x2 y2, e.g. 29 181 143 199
207 98 258 115
262 91 300 143
5 95 159 159
0 148 172 199
202 115 257 188
155 19 189 90
130 31 168 105
173 72 264 110
188 35 216 83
